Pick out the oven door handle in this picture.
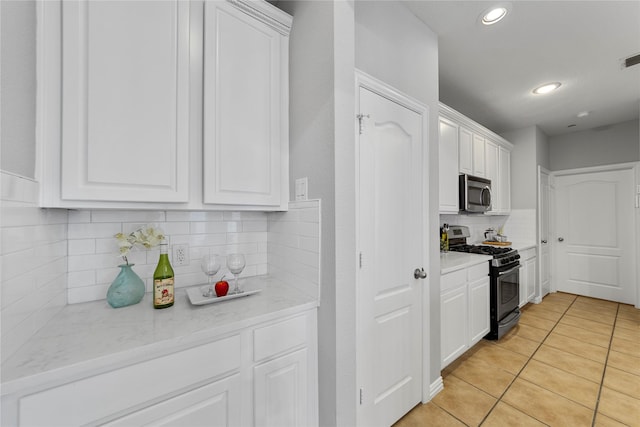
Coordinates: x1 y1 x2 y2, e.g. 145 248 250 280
498 264 521 276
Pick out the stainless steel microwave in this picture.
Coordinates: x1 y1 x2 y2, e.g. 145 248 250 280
459 174 492 212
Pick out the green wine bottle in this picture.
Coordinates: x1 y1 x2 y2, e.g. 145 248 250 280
153 242 174 309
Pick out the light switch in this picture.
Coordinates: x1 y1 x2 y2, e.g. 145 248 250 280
295 177 308 201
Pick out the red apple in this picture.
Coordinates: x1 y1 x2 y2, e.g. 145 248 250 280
215 279 229 297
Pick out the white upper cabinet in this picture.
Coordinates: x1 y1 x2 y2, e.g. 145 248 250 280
39 0 291 210
484 140 498 213
458 127 473 175
439 103 512 215
60 1 190 203
472 134 486 177
496 146 511 213
203 1 288 206
438 117 460 213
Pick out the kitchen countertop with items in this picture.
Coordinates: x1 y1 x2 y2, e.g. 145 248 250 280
1 276 318 393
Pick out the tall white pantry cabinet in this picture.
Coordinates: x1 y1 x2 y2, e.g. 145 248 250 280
38 0 291 210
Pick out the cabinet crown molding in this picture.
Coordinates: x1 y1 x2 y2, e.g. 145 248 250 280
228 0 292 35
439 102 514 150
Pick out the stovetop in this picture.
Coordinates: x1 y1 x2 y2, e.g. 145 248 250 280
449 244 512 256
449 244 520 268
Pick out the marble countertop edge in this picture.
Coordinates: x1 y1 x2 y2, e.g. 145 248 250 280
1 276 318 395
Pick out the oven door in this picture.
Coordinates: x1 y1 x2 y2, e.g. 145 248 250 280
495 264 521 320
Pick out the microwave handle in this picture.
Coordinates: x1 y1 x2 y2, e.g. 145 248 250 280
480 186 492 207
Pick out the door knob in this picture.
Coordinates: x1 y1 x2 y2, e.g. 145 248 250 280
558 237 564 242
414 268 427 279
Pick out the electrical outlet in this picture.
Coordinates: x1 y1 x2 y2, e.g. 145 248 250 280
173 244 190 266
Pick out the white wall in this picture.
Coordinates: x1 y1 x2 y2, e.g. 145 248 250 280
502 125 550 210
280 1 439 424
536 126 550 171
549 119 640 171
277 1 346 425
65 210 269 304
0 1 37 178
1 172 67 363
354 0 441 395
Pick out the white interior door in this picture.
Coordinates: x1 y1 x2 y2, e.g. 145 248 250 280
357 82 424 427
554 167 636 304
538 167 551 298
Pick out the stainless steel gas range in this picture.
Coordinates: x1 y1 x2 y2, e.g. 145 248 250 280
447 225 521 340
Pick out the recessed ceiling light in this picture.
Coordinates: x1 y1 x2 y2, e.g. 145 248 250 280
532 82 561 95
577 111 590 118
482 7 508 25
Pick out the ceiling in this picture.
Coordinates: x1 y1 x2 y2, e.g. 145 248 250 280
403 0 640 137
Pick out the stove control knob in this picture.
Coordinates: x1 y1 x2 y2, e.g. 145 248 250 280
515 254 521 260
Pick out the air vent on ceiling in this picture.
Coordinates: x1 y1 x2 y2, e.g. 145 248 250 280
623 53 640 68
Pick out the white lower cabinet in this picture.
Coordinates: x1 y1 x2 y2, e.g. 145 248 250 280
105 375 242 427
519 248 537 307
6 310 317 427
441 262 490 369
254 349 308 427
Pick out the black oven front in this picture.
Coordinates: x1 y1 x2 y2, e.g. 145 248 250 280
485 261 521 340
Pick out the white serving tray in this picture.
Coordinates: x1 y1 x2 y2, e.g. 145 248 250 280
186 286 262 306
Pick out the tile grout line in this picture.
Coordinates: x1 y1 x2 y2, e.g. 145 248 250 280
476 295 577 426
590 302 620 427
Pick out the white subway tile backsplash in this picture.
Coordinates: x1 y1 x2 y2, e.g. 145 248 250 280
67 210 91 223
1 173 67 362
190 221 241 234
268 200 321 300
166 211 224 222
90 210 166 223
68 222 122 239
68 239 96 255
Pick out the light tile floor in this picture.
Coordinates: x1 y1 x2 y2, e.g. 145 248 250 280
393 293 640 427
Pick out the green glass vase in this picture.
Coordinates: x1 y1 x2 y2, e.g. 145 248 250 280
107 264 145 308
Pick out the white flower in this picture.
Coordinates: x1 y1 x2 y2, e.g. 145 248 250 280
114 225 165 264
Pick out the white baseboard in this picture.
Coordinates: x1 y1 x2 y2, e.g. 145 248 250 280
424 376 444 402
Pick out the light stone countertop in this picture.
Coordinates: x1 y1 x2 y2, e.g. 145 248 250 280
440 251 492 275
1 276 317 394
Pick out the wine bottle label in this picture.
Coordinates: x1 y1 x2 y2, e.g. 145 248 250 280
154 278 174 305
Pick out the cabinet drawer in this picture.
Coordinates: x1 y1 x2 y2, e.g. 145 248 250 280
18 335 241 427
254 314 308 362
441 269 466 292
467 262 489 282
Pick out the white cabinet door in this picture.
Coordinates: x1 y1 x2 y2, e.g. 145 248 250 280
468 277 490 345
526 257 537 303
498 146 511 213
441 285 468 368
472 134 486 177
203 1 288 206
439 117 460 213
519 260 529 307
61 1 190 203
458 127 473 175
104 375 241 427
484 140 499 213
254 349 308 427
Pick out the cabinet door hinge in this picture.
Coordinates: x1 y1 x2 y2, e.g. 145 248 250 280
357 114 370 135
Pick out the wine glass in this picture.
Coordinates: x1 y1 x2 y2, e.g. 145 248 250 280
226 253 246 295
200 252 220 297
